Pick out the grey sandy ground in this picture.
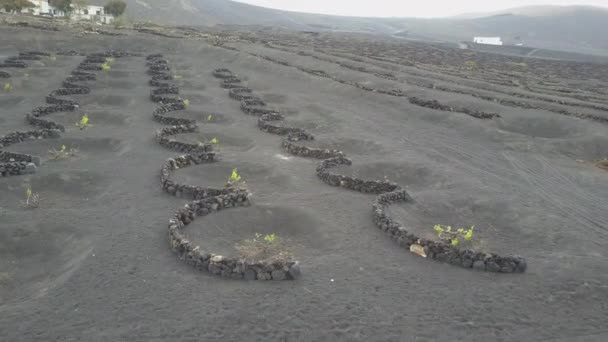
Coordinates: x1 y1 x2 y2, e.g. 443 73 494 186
1 27 608 341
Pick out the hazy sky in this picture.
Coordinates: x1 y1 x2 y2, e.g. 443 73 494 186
233 0 608 18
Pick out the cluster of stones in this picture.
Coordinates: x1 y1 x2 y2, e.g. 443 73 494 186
155 124 213 154
0 130 56 177
282 132 344 160
408 97 500 119
266 43 608 123
168 191 301 280
227 49 501 121
372 190 527 273
1 51 127 177
316 157 401 194
147 55 301 280
423 83 608 123
159 152 233 199
8 21 60 31
0 51 49 77
213 67 527 273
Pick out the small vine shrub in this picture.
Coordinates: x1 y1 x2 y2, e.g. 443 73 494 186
433 224 474 247
235 233 292 263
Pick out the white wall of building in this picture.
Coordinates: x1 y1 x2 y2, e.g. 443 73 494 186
15 1 114 23
473 37 503 46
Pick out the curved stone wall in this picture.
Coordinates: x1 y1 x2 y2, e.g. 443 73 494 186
0 52 127 177
213 67 527 273
147 55 301 280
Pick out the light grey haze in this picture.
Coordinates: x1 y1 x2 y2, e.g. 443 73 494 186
233 0 608 17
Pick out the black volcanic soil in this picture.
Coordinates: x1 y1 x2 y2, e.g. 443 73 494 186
1 23 608 342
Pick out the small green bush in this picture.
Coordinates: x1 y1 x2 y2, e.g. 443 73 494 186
433 224 474 247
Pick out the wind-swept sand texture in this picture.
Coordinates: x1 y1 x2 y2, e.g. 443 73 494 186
1 23 608 341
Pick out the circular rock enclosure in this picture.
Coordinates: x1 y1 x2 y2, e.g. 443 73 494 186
147 56 301 280
212 67 527 273
1 52 101 177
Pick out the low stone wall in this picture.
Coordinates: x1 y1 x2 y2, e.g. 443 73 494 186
0 130 58 177
0 129 60 148
257 115 306 136
316 157 401 194
0 161 37 177
159 152 232 199
212 68 234 79
155 124 214 154
0 52 114 178
372 190 527 273
213 66 528 273
168 191 301 280
281 132 344 159
408 97 500 119
25 114 66 131
153 58 302 280
152 102 194 125
0 71 10 78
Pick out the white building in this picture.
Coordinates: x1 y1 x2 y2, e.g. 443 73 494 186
25 0 52 15
17 1 113 24
473 37 503 46
72 5 114 24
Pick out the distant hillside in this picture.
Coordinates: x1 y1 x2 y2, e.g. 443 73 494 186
108 1 608 56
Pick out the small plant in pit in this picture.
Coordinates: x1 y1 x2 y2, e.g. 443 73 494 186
75 114 90 130
225 168 246 189
464 60 478 71
3 82 12 91
207 114 214 122
101 62 111 71
433 224 474 247
21 186 40 209
49 144 78 160
181 98 190 107
235 233 292 263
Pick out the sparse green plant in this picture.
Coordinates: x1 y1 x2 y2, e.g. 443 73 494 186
49 144 78 160
433 224 474 247
225 168 246 189
182 98 190 107
235 232 292 263
75 113 90 130
101 62 111 71
464 60 478 71
172 74 182 80
20 186 40 209
207 114 214 122
3 82 12 91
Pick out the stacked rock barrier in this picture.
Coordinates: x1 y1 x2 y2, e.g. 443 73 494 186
214 68 526 273
0 52 123 177
0 51 50 78
219 47 501 120
146 55 300 280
